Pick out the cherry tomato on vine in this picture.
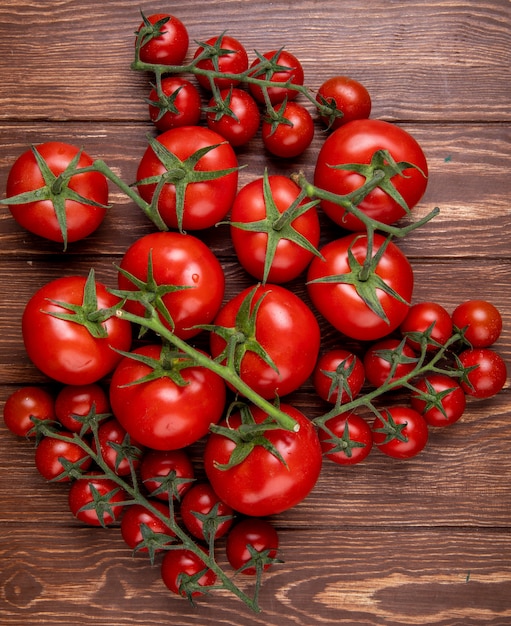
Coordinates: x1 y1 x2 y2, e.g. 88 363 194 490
248 49 304 104
457 348 507 399
136 13 189 66
262 101 314 158
318 412 373 465
363 338 418 389
206 88 261 147
161 548 217 598
117 231 225 340
316 76 372 129
372 406 429 459
400 301 453 351
452 300 503 348
139 448 195 502
313 349 365 404
3 386 55 437
92 418 145 476
180 482 234 541
120 501 174 552
68 474 128 526
193 35 249 90
410 374 466 427
54 383 110 434
34 433 91 482
148 77 202 131
226 518 279 575
314 119 428 231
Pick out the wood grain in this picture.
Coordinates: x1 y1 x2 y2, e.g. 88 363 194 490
0 1 510 624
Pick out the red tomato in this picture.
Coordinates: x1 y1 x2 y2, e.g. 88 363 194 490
117 231 225 340
226 518 279 575
109 344 226 450
229 174 320 284
5 142 108 246
318 413 373 465
180 482 234 541
3 386 55 437
372 407 429 459
206 88 261 147
92 418 145 476
400 301 453 351
136 13 189 66
34 433 91 482
262 101 314 158
363 338 418 389
316 75 372 129
68 474 128 526
148 77 202 131
209 284 321 399
120 501 174 552
457 348 507 399
193 35 249 90
307 233 414 341
161 548 217 598
22 274 132 385
248 49 304 104
314 119 428 231
204 404 322 516
452 300 503 348
54 383 110 434
140 449 195 501
136 126 239 231
313 349 365 404
411 374 466 427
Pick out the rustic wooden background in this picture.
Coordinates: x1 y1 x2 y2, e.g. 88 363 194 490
0 1 510 624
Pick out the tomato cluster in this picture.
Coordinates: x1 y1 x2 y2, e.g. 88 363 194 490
2 10 507 612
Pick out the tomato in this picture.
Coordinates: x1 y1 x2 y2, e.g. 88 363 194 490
208 284 321 399
136 126 239 231
117 231 225 340
140 448 195 501
120 501 174 552
314 119 428 231
34 433 91 482
109 343 226 451
5 142 108 247
22 273 132 385
206 88 261 147
92 418 145 476
193 35 249 90
68 474 128 526
3 386 55 437
261 101 314 158
204 403 322 517
136 13 189 66
400 301 453 351
229 174 320 284
451 300 503 348
180 482 234 541
318 413 373 465
410 374 466 427
54 383 110 434
226 518 279 575
363 338 418 389
148 77 202 131
248 49 304 104
372 407 429 459
161 548 217 598
316 75 372 129
457 348 507 399
307 233 414 341
313 349 365 404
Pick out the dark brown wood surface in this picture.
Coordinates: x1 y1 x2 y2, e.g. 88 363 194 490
0 1 510 624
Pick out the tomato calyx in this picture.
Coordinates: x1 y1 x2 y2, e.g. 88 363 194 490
372 336 420 382
135 11 171 50
315 93 344 129
372 408 409 444
77 482 128 529
135 522 178 564
319 416 369 459
262 96 294 134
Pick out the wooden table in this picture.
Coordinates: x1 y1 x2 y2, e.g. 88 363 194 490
0 1 509 624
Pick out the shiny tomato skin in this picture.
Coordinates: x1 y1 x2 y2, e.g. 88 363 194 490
54 383 110 434
319 413 373 465
109 344 226 451
457 348 507 399
262 102 314 158
226 518 279 575
148 77 202 131
372 407 429 459
3 386 55 437
451 300 503 348
68 474 127 526
117 231 225 340
314 119 428 231
411 374 466 427
209 284 321 399
316 75 372 129
307 233 413 341
248 49 305 104
363 338 418 389
180 482 234 541
139 448 195 501
204 404 322 517
6 142 108 244
22 276 132 385
34 433 91 482
313 349 365 404
136 126 239 231
120 501 174 551
92 418 145 476
400 301 453 351
137 13 189 66
206 88 261 147
161 548 217 597
230 175 320 283
193 35 249 90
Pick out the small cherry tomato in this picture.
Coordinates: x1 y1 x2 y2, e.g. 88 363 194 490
148 77 202 131
226 518 279 575
161 548 217 598
206 88 261 147
92 418 145 476
316 75 372 129
318 413 373 465
313 349 365 404
372 407 429 459
451 300 503 348
180 482 234 541
363 338 418 389
120 501 174 552
262 101 314 158
3 386 55 437
193 35 249 90
400 301 453 351
410 374 466 427
54 383 110 434
248 49 304 104
140 449 195 501
35 433 91 482
457 348 507 399
68 474 128 526
137 13 189 66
